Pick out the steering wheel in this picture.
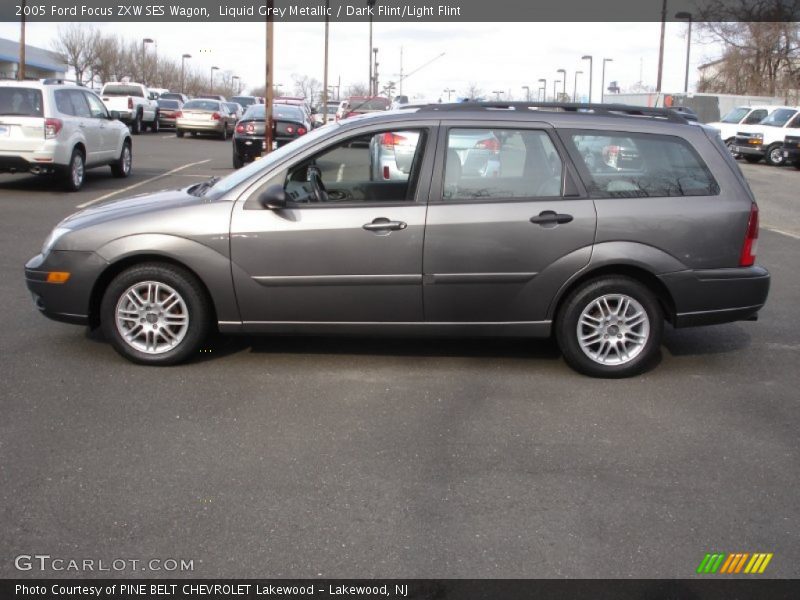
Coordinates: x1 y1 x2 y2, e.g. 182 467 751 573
307 166 328 203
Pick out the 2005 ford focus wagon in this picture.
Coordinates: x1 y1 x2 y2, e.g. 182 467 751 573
24 102 770 377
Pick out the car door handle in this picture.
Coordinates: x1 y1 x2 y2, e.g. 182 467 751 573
363 218 407 232
530 211 573 226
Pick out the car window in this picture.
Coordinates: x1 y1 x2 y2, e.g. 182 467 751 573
158 99 180 109
744 109 768 124
568 131 720 198
54 89 90 117
0 87 43 117
283 128 427 204
84 92 108 119
788 113 800 129
443 128 563 201
103 85 144 97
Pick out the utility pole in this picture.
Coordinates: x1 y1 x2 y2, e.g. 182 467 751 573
398 46 403 96
265 0 274 154
19 0 26 80
372 48 379 96
323 0 329 123
367 0 376 94
656 0 667 92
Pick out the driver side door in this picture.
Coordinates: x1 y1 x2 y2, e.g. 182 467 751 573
229 124 436 327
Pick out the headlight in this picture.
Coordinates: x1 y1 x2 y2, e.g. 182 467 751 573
42 227 71 255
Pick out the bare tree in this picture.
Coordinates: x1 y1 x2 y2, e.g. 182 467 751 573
292 73 322 106
52 24 99 85
463 82 483 100
345 82 370 97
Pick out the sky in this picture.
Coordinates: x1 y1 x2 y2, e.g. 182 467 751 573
0 21 722 101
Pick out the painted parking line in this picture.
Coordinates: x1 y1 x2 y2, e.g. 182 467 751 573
76 159 211 209
765 227 800 240
161 134 177 139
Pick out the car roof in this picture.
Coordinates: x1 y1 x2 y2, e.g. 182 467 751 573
0 80 83 90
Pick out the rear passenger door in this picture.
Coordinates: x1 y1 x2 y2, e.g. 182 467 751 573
83 91 116 163
54 90 102 165
423 123 597 323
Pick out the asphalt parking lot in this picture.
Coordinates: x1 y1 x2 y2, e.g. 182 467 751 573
1 133 799 579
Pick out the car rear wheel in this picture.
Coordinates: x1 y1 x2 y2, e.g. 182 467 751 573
232 147 244 169
220 124 229 140
110 141 132 178
150 115 160 133
556 276 663 378
765 143 785 166
101 263 211 365
176 129 185 138
743 155 761 164
63 148 85 191
130 111 142 135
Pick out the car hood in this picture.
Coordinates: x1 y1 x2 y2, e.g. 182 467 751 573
60 186 214 231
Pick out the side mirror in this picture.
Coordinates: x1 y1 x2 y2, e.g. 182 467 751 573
258 184 288 210
109 110 120 121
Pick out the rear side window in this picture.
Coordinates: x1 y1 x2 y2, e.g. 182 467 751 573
743 109 768 124
443 128 563 201
54 90 91 118
0 87 43 117
103 85 144 97
566 131 719 198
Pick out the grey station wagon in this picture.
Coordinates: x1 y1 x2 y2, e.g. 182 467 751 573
24 102 770 377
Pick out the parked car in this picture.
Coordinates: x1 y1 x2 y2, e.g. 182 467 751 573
707 105 788 150
224 102 244 121
196 94 227 102
156 98 183 129
175 99 236 140
232 103 311 167
230 95 264 109
0 80 132 191
100 81 159 134
732 107 800 165
160 92 190 104
783 134 800 169
313 102 339 127
335 96 391 120
24 102 769 377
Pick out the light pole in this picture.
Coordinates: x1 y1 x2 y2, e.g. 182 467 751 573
581 55 593 103
181 53 191 94
210 66 219 94
601 58 613 103
372 47 379 95
522 85 530 101
323 0 329 122
573 70 583 102
443 88 455 101
556 68 566 100
492 90 504 101
538 78 546 102
141 38 153 85
552 80 560 103
676 11 693 93
656 0 667 92
367 0 377 93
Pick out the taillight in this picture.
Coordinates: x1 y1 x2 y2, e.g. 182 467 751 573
383 166 391 179
286 125 294 134
235 123 245 133
475 137 500 152
211 112 221 120
127 97 133 110
174 111 182 118
298 127 307 135
739 203 759 267
44 118 62 139
381 132 407 148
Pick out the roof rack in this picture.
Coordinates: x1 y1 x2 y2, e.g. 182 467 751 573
41 78 85 86
416 101 689 123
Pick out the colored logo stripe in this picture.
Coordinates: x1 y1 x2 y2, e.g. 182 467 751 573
697 553 773 574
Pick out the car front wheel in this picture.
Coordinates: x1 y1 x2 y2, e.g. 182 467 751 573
765 143 785 166
100 263 212 365
110 141 132 178
556 276 663 378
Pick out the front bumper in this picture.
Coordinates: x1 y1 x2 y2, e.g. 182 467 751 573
733 143 765 157
783 148 800 162
659 265 770 328
24 251 109 326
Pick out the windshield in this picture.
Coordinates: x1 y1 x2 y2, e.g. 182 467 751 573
183 100 220 111
350 97 390 111
720 107 749 124
242 104 304 120
103 85 144 97
224 103 241 112
205 124 336 197
157 99 180 109
0 87 43 117
231 96 256 107
760 108 797 127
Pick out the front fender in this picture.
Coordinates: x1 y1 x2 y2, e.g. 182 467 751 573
95 233 240 323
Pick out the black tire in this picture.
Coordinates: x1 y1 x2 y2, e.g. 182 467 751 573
100 263 212 366
150 114 160 133
220 124 229 140
176 129 185 138
743 155 761 164
232 147 244 169
190 131 198 137
794 161 800 170
130 111 142 135
62 148 85 191
765 143 785 166
724 137 740 158
555 276 663 378
110 140 132 178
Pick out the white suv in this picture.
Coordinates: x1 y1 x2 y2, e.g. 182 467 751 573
0 80 132 191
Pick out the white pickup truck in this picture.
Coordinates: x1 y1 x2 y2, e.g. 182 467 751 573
732 107 800 166
100 82 159 134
